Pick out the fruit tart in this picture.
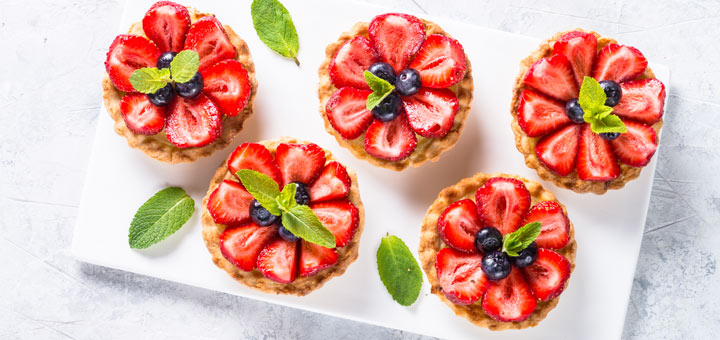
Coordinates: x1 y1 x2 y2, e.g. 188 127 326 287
103 1 257 163
511 29 666 194
201 137 364 295
419 174 576 330
318 13 473 171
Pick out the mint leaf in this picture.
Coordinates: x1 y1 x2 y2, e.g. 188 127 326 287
590 114 627 134
235 169 282 216
128 187 195 249
129 67 171 94
578 76 607 111
170 50 200 83
251 0 300 66
376 235 422 306
502 222 542 257
277 182 298 213
579 76 627 135
364 71 395 111
281 205 336 248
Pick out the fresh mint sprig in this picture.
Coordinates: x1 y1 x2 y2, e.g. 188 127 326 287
251 0 300 66
129 50 199 94
364 71 395 111
502 221 542 257
376 234 423 306
579 76 627 134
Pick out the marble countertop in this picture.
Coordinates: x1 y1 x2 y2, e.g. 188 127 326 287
1 0 718 339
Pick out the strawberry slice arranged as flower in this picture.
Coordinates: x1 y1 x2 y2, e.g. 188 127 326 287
517 89 571 137
408 34 467 88
257 238 298 284
275 143 327 186
311 201 359 248
438 199 483 253
475 177 531 235
325 87 374 139
142 1 190 53
220 223 277 271
200 59 252 116
165 94 222 148
105 35 161 92
119 93 167 135
299 240 339 277
207 180 253 225
576 124 620 181
329 37 378 90
610 119 658 167
228 143 283 185
308 161 351 202
403 88 459 138
524 201 570 249
592 44 648 83
552 31 597 87
523 54 578 102
368 13 425 73
613 78 666 124
435 247 488 305
184 16 237 71
521 248 571 301
535 124 581 176
364 115 418 161
482 267 537 322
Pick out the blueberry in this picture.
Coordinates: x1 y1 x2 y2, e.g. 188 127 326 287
291 181 310 205
474 226 503 253
395 68 421 96
599 132 620 140
368 62 396 84
249 199 279 226
156 52 177 69
371 92 402 122
146 83 175 107
175 72 203 99
481 251 512 281
278 224 299 242
510 242 538 268
599 80 622 107
565 98 585 123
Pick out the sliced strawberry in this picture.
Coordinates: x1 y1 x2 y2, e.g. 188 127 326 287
521 248 571 301
437 199 482 253
403 88 459 138
523 54 578 102
368 13 425 73
592 44 648 83
329 37 378 90
517 89 571 137
308 161 351 202
577 124 620 181
475 177 531 235
482 267 537 322
408 34 466 88
364 115 418 161
142 1 190 53
227 143 283 185
275 143 326 186
535 124 581 176
310 201 359 247
200 59 251 116
207 180 254 225
613 78 666 124
119 93 166 135
256 238 298 283
165 93 221 148
325 88 374 139
299 240 338 277
183 16 236 71
524 201 570 250
105 34 161 92
434 248 488 305
610 119 658 167
220 223 277 271
552 31 597 87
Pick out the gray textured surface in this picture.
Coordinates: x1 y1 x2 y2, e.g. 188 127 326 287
1 0 718 339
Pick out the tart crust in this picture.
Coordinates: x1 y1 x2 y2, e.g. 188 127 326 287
102 8 258 163
201 137 365 295
318 19 474 171
510 29 664 194
418 172 577 330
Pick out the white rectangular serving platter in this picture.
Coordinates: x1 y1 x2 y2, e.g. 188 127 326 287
72 0 669 339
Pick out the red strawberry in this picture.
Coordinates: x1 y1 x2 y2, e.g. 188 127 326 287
437 199 482 253
521 248 571 301
308 161 351 202
299 240 338 277
524 201 570 249
200 59 251 116
610 119 658 167
592 44 648 83
183 16 236 71
552 31 597 87
364 115 418 161
329 37 378 90
482 267 537 322
256 238 298 283
434 248 487 304
105 34 161 92
119 93 166 135
517 89 571 137
165 94 221 148
142 1 190 53
325 88 374 139
475 177 531 235
220 223 277 271
207 180 253 225
275 143 326 186
613 78 666 124
535 124 581 176
577 124 620 181
408 34 467 88
310 201 359 247
368 13 425 72
403 88 459 138
523 54 578 102
227 143 283 185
